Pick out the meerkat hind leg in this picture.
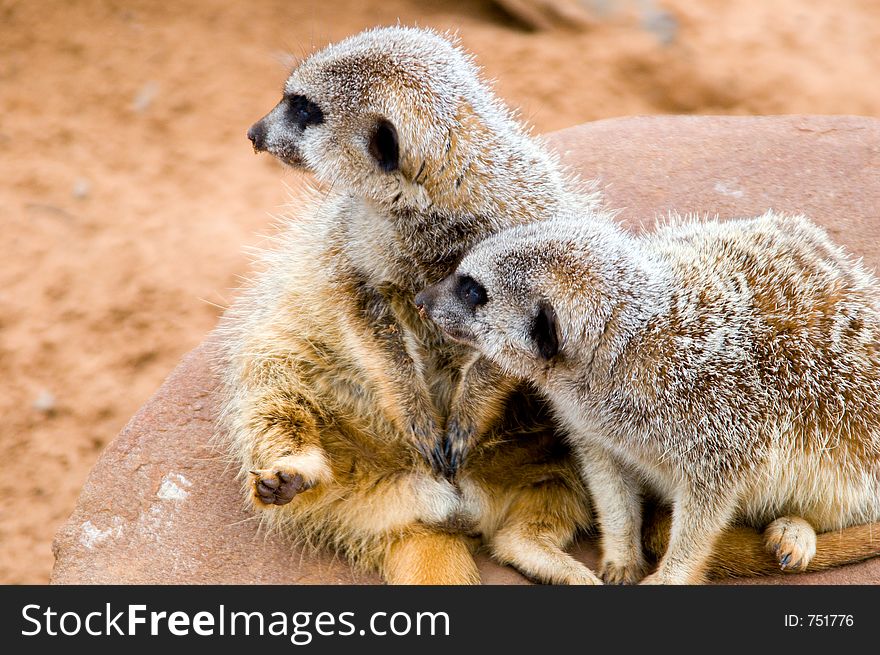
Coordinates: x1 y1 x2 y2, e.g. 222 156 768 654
641 487 739 585
384 531 480 585
643 507 809 579
491 524 602 585
490 485 600 585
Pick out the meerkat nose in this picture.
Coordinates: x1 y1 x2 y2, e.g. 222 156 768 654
414 289 433 313
247 121 267 152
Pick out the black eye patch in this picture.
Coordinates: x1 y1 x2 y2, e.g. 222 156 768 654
457 275 487 309
531 301 559 361
285 94 324 130
369 119 399 172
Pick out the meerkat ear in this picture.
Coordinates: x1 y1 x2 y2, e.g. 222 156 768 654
368 119 400 172
531 301 559 361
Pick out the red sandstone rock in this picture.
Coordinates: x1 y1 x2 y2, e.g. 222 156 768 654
51 116 880 585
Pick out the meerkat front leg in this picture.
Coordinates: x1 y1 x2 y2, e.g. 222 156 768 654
232 366 333 508
443 354 517 476
346 283 444 473
641 484 741 584
577 442 647 584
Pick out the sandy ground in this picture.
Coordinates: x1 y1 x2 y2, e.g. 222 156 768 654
2 0 879 584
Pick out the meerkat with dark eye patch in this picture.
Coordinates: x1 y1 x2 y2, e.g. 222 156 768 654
418 210 880 584
217 26 607 585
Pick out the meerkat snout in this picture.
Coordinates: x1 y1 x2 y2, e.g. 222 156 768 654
247 120 267 152
421 266 561 373
246 93 326 167
414 276 453 326
417 274 488 344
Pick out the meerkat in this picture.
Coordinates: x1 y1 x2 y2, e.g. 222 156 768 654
217 26 604 585
417 210 880 584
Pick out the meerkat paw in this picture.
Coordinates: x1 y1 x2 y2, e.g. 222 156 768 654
764 516 817 572
248 450 331 507
563 566 604 585
640 567 705 585
639 572 666 585
440 418 474 478
639 569 682 585
250 469 311 506
599 557 648 585
410 420 447 477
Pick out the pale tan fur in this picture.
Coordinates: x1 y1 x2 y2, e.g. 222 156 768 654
420 210 880 583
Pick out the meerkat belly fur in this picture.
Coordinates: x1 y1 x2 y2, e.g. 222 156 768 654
217 26 603 584
419 211 880 584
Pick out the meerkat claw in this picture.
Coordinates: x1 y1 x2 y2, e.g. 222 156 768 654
447 441 469 479
410 419 450 476
764 516 817 572
414 439 447 477
434 442 453 478
442 419 473 479
599 559 647 585
444 437 462 477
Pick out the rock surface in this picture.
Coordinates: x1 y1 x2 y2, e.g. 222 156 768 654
52 115 880 584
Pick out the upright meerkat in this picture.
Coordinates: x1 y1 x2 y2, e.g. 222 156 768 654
218 26 603 585
418 211 880 583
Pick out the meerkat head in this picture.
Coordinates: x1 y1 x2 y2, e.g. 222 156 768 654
416 216 646 381
247 26 508 212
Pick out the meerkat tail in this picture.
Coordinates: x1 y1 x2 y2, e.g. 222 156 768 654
808 523 880 570
383 531 481 585
644 508 880 579
707 523 880 578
